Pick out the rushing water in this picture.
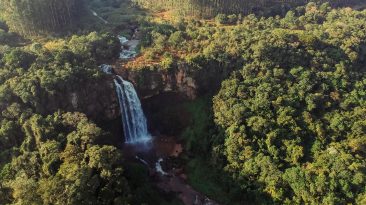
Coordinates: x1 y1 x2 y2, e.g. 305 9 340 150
100 64 113 74
155 158 168 176
114 76 152 144
118 35 138 59
99 64 151 144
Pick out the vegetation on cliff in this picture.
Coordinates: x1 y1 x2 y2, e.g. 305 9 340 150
212 7 366 201
131 3 366 204
185 4 366 204
0 0 366 204
0 112 130 204
0 28 128 204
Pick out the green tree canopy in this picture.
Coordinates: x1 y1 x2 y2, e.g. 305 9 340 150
213 5 366 204
1 112 130 205
0 0 85 36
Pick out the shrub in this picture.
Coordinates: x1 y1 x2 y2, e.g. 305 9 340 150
160 52 174 70
215 14 227 25
168 31 184 48
227 14 238 24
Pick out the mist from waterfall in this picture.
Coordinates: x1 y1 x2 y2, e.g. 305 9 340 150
114 76 152 144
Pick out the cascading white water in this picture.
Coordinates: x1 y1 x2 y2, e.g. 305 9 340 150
155 158 168 176
118 35 138 59
100 35 149 144
114 76 152 144
100 64 113 74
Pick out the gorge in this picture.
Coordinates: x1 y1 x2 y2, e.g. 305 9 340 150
1 1 366 205
112 35 220 205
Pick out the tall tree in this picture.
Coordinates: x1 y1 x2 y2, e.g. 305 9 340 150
0 0 85 36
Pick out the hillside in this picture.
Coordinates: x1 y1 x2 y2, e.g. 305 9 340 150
0 1 365 205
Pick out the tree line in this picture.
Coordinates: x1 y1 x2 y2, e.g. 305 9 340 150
0 0 85 36
134 0 362 17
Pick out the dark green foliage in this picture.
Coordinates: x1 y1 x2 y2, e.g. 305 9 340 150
0 21 8 32
186 158 243 205
214 14 238 25
182 98 214 154
0 20 22 47
0 29 12 44
0 0 85 36
168 31 185 48
0 31 118 111
68 32 121 63
180 98 247 204
125 163 183 205
215 14 228 24
2 49 36 69
0 112 130 205
212 5 366 204
1 0 366 204
0 32 128 204
137 3 366 205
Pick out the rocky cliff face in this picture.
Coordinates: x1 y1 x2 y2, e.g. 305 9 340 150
115 61 233 101
41 59 234 125
39 60 234 135
117 63 197 100
40 75 120 122
113 61 234 136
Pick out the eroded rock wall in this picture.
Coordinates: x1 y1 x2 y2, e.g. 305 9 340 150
40 75 120 122
115 61 233 100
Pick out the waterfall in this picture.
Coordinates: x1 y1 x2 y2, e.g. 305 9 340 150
114 76 152 144
99 32 146 144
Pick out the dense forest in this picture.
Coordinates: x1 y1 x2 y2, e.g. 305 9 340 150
0 0 85 36
134 0 361 17
212 8 366 203
134 2 366 204
0 30 129 204
0 0 365 205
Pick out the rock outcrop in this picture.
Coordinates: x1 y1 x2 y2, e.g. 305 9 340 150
40 75 120 122
115 61 233 101
112 61 235 136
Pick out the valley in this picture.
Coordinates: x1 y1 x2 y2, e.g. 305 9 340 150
0 1 365 205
